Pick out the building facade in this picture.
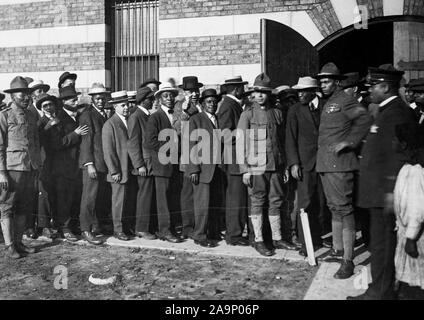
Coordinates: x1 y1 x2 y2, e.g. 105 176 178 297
0 0 423 97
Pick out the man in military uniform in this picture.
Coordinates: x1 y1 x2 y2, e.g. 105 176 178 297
0 76 42 259
348 65 416 300
315 63 372 279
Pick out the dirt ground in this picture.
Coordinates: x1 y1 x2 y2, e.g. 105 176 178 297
0 239 317 300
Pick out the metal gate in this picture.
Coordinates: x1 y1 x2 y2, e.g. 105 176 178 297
111 0 159 91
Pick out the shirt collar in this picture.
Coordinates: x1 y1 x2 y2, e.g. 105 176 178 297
310 96 319 109
63 107 77 120
116 113 128 127
226 94 242 105
379 95 397 107
410 102 417 110
92 104 105 115
138 105 150 115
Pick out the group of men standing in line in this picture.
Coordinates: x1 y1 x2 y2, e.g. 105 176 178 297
0 61 422 300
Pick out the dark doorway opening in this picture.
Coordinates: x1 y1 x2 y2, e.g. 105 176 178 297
318 21 394 77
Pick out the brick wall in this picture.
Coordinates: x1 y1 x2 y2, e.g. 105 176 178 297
160 34 260 68
0 0 106 31
404 0 424 16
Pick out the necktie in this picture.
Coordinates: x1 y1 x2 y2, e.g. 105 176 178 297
101 110 107 118
210 115 217 128
168 109 174 114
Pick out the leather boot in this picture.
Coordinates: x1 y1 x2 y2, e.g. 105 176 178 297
334 259 355 279
254 241 275 257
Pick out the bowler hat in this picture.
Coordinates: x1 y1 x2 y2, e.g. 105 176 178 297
58 86 81 100
179 76 204 90
127 91 137 103
58 71 77 88
4 76 32 93
109 91 128 104
88 82 110 95
252 73 272 92
139 78 161 89
199 89 221 103
340 72 365 89
36 93 57 110
315 62 347 80
367 64 404 85
292 77 319 90
136 87 154 104
154 82 179 98
408 78 424 92
29 80 50 93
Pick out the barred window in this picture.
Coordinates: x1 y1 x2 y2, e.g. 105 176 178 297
111 0 159 91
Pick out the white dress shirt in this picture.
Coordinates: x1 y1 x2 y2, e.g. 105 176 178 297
161 105 174 124
116 113 128 129
138 105 150 116
63 107 77 122
205 111 218 128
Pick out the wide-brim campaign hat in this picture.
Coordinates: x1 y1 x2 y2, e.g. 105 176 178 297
36 93 57 110
88 82 110 95
58 71 77 88
127 91 137 102
252 73 272 92
58 85 81 100
178 76 204 90
29 80 50 93
272 85 291 96
199 88 221 103
243 86 254 97
408 78 424 92
109 91 128 104
136 87 154 104
315 62 347 80
292 77 319 90
339 72 365 89
223 76 248 86
367 64 404 85
154 82 179 98
4 76 32 93
139 78 161 88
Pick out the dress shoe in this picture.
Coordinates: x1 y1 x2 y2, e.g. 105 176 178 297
114 232 131 241
194 239 217 248
5 244 22 259
273 239 298 250
346 293 370 300
227 238 250 246
253 241 275 256
322 248 344 262
299 244 323 257
15 242 36 254
158 232 182 243
63 231 79 242
322 237 333 248
209 232 225 241
91 228 104 237
82 231 103 245
291 236 303 250
25 228 38 239
334 259 355 279
135 231 157 240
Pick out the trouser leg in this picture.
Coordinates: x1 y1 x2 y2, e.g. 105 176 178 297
180 175 194 237
37 178 52 229
155 176 172 235
79 169 99 232
225 172 248 243
111 183 126 233
192 182 210 241
135 175 154 233
269 172 284 241
248 174 268 242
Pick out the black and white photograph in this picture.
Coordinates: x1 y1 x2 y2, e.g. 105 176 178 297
0 0 423 305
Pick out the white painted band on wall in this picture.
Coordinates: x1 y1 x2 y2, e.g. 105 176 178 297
383 0 404 16
159 11 324 46
0 24 110 48
160 63 261 87
0 69 111 92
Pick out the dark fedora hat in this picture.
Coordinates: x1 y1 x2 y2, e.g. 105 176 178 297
36 93 57 110
315 62 347 80
58 86 81 100
179 76 204 90
340 72 365 89
367 64 404 85
58 71 77 88
136 87 154 104
408 78 424 92
253 73 272 92
4 76 32 93
199 88 221 103
139 78 161 88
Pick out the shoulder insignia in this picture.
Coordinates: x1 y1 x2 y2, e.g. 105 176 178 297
326 103 341 113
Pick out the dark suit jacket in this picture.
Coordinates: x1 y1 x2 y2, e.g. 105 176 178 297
357 96 416 208
187 112 220 184
128 107 152 175
285 99 324 172
216 95 243 175
78 105 107 173
47 108 81 180
145 107 178 178
102 114 131 184
316 89 373 172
